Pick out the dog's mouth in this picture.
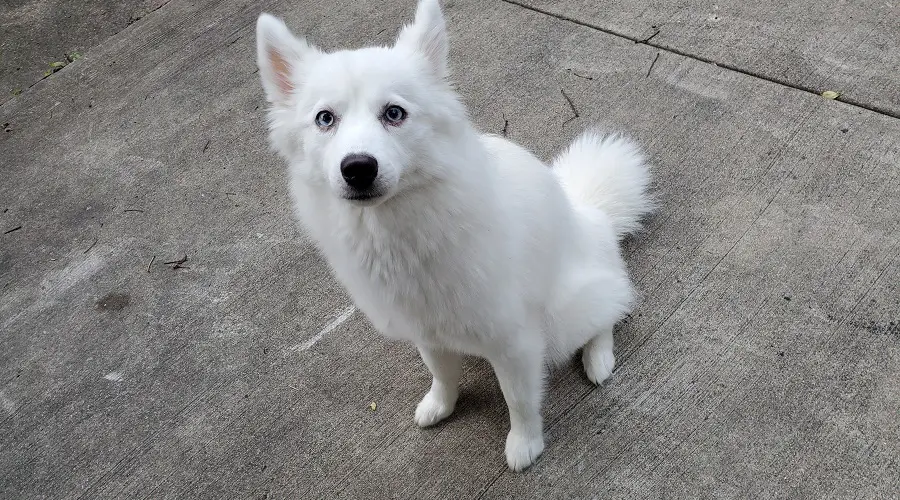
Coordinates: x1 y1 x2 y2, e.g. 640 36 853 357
347 193 378 201
343 191 386 206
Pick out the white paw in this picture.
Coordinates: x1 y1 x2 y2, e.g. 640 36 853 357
413 390 455 427
583 346 615 384
504 430 544 472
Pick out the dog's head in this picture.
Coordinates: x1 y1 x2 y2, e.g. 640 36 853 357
256 0 464 206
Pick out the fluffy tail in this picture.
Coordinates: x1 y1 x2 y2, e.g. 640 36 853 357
552 131 655 239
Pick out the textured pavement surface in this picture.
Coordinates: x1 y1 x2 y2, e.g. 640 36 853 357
1 0 898 498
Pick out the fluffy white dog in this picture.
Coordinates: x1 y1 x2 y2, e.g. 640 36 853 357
256 0 654 471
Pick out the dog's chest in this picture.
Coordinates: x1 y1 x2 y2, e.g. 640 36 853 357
321 222 489 346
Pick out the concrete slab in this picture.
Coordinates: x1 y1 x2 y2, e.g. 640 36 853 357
1 0 898 498
510 0 900 118
0 0 169 105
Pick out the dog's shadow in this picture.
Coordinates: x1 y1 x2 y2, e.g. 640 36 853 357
420 357 506 430
421 355 600 431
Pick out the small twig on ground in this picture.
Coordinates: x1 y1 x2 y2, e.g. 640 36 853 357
163 254 188 269
567 69 594 80
646 52 660 78
636 28 660 44
561 89 579 118
4 225 22 235
123 208 145 213
147 255 155 273
83 237 99 254
501 115 509 137
202 139 211 153
561 89 580 126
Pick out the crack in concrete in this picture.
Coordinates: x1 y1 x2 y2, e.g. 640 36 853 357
0 0 175 108
500 0 900 120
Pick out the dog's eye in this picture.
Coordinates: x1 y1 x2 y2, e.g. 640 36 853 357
382 105 407 125
315 110 335 128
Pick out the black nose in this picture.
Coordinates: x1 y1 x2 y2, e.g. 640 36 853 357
340 154 378 190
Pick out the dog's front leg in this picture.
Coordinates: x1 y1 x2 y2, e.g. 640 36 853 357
414 346 463 427
489 344 545 472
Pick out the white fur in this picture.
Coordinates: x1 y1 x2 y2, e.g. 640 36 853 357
256 0 654 472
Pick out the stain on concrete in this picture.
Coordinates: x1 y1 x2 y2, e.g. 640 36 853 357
95 292 130 311
861 320 899 337
827 313 899 338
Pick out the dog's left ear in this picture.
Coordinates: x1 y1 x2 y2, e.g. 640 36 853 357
396 0 448 79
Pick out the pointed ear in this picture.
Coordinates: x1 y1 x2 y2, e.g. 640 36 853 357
395 0 448 79
256 13 319 107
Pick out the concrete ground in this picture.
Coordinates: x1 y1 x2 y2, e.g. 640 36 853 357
1 0 898 498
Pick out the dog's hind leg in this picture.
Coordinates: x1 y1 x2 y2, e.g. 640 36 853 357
551 267 629 384
414 346 463 427
582 326 615 384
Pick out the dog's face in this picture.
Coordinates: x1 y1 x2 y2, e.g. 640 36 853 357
256 0 462 206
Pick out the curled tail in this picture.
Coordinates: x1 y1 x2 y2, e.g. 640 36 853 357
552 131 655 239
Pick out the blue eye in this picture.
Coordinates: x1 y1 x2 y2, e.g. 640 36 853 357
383 105 407 125
315 110 335 128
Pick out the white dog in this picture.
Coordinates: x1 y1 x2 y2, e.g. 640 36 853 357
256 0 653 471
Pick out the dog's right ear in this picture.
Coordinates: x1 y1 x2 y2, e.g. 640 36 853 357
256 14 319 107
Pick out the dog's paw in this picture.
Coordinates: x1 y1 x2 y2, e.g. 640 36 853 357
504 430 544 472
414 390 455 427
583 345 615 384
